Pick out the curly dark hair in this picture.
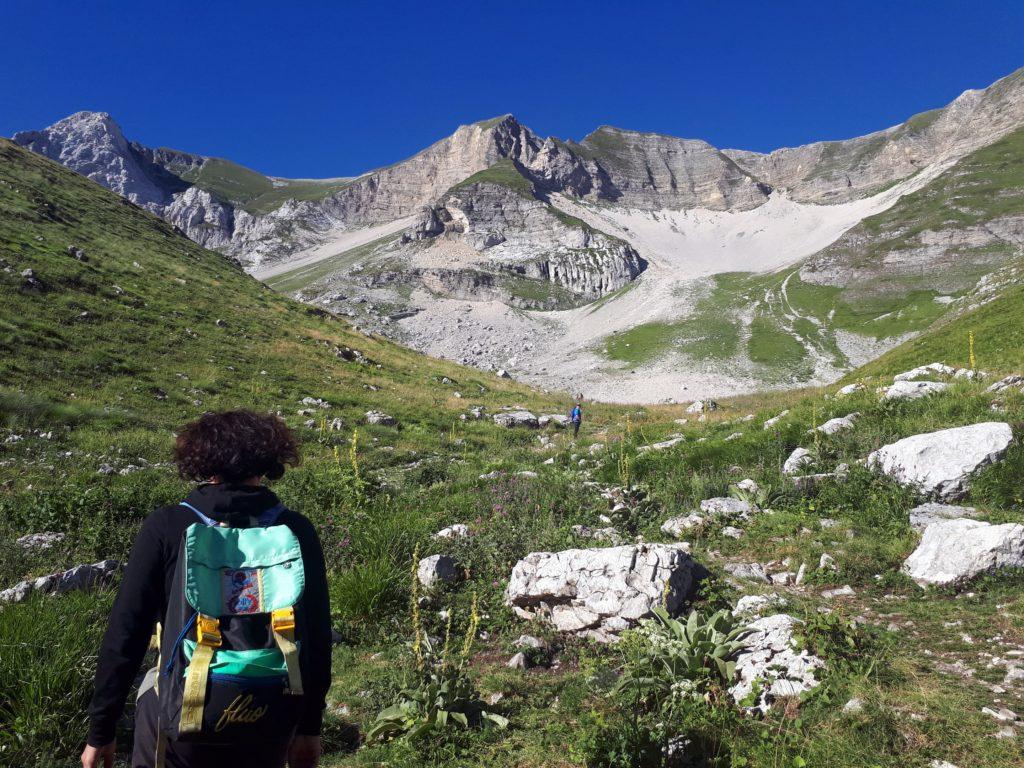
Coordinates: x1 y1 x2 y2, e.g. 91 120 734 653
173 410 300 483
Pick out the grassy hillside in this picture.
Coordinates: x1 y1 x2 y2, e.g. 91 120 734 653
172 156 353 215
852 271 1024 379
1 138 1023 768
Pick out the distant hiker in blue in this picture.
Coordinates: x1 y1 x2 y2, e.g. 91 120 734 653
570 402 583 439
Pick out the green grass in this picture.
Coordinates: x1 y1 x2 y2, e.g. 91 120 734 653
265 234 401 293
174 157 352 215
449 159 535 198
747 315 808 369
3 135 1024 768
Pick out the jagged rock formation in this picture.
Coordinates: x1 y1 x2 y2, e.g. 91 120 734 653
726 69 1024 204
11 67 1024 398
405 176 647 298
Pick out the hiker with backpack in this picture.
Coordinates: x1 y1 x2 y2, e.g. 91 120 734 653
570 401 583 439
81 410 331 768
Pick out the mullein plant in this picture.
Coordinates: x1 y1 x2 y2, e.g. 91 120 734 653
366 548 506 743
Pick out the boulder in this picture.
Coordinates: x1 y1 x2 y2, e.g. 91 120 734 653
16 531 66 550
902 518 1024 586
811 413 859 435
700 497 757 520
987 374 1024 394
432 523 470 540
639 435 685 452
729 614 824 713
0 559 121 604
763 410 790 429
505 543 699 641
493 410 539 428
686 400 718 414
836 383 864 397
538 414 569 428
364 410 398 426
661 513 705 537
893 362 958 381
868 422 1013 500
734 478 759 494
908 503 980 532
882 380 951 401
783 447 814 475
571 525 622 543
417 554 458 587
732 593 788 620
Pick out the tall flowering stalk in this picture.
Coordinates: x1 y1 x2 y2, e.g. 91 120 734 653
459 591 480 670
969 330 977 370
410 545 424 671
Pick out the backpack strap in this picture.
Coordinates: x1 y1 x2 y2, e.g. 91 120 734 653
179 614 221 734
271 607 303 695
179 501 218 527
180 500 286 528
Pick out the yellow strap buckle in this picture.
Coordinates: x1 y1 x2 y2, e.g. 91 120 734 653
196 614 222 647
271 607 296 633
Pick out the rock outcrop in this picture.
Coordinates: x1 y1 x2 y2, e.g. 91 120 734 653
868 422 1013 500
505 543 699 641
729 614 825 713
406 179 647 299
902 518 1024 586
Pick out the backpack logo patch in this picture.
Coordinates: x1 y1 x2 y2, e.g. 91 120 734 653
222 568 263 614
215 694 268 732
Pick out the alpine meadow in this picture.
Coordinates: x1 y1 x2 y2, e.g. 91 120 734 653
2 8 1024 768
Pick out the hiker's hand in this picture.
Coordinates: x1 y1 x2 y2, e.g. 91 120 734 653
81 741 115 768
288 734 322 768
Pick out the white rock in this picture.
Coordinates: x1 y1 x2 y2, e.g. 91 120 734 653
908 503 980 532
868 422 1013 500
514 634 546 649
571 525 622 543
661 513 706 537
700 497 757 520
432 524 469 540
981 706 1019 723
843 697 864 713
902 518 1024 586
894 362 958 382
762 410 790 429
732 593 787 620
987 374 1024 393
0 559 120 604
811 412 860 435
818 553 838 571
735 478 759 494
506 652 528 669
505 544 698 640
538 414 569 428
686 399 718 413
722 526 744 539
730 614 824 713
417 554 458 587
16 531 66 550
364 410 398 426
783 447 814 475
492 410 539 428
881 380 951 401
639 435 686 452
836 383 864 397
821 585 856 598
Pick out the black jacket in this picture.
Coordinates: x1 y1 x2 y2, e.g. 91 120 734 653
87 484 332 747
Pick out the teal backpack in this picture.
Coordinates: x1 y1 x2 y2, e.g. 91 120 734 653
157 502 307 744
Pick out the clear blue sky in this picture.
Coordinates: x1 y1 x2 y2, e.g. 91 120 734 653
3 0 1022 178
